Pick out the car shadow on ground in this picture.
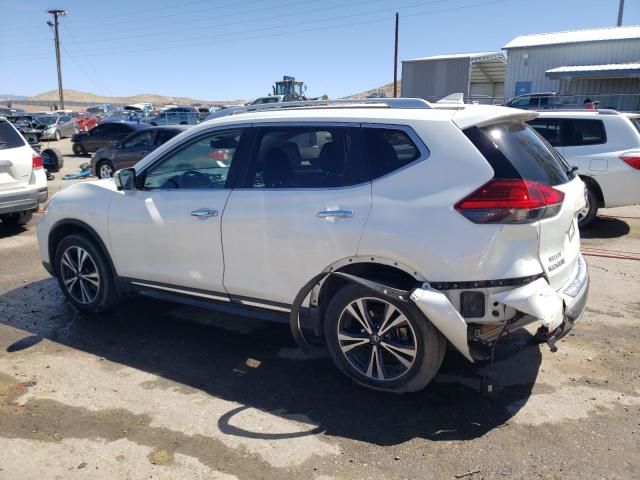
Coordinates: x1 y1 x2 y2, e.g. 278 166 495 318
581 216 630 239
0 278 543 445
0 223 28 238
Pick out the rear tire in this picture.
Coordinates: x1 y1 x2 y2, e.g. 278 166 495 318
324 283 446 393
54 234 119 313
1 210 33 227
578 186 598 228
72 142 87 156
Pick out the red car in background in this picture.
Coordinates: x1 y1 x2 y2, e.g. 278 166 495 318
69 112 98 132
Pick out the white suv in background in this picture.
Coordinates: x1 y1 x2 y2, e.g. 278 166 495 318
528 110 640 227
37 99 589 393
0 117 48 227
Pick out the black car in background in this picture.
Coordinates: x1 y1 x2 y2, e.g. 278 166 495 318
71 121 146 155
90 125 188 178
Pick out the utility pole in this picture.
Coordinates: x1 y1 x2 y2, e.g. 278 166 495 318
617 0 624 26
393 12 399 98
47 9 67 110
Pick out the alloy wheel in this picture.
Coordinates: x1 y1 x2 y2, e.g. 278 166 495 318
337 297 417 382
98 162 114 179
60 246 100 304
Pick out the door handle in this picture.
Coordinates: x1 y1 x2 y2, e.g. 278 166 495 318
191 208 218 218
316 209 354 219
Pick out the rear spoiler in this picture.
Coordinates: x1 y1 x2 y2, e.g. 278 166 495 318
452 106 538 129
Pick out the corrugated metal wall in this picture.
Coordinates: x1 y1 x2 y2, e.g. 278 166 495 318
401 57 471 99
504 38 640 99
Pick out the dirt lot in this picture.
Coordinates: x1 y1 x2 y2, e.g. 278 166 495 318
0 139 639 480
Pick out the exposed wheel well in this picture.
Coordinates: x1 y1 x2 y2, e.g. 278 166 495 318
315 262 420 335
580 175 604 207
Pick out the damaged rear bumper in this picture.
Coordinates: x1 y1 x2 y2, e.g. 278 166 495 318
410 254 589 362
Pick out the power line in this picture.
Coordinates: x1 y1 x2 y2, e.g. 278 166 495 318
61 24 112 97
2 0 515 62
21 0 451 53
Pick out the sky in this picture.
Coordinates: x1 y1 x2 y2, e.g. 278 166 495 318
0 0 639 101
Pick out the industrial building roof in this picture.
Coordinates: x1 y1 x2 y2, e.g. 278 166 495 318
546 62 640 78
504 25 640 49
403 52 503 62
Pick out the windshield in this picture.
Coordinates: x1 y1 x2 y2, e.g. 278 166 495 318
37 116 57 126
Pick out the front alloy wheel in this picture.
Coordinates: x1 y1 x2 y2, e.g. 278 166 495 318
60 246 100 304
98 161 114 179
54 234 119 313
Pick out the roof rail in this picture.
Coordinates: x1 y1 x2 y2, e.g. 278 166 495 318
207 98 431 120
536 108 620 115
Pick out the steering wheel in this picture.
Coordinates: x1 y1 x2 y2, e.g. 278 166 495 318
179 169 210 189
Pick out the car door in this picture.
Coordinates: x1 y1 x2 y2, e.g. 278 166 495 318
221 124 371 307
59 115 74 136
101 124 132 150
107 127 249 295
117 130 154 168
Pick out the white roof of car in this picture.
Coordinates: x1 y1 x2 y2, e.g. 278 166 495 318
535 110 620 118
503 25 640 49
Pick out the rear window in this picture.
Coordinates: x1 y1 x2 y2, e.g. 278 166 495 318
0 121 26 150
465 122 573 186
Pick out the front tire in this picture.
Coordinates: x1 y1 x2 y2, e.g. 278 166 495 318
324 283 446 393
578 185 598 228
97 160 114 179
54 234 119 313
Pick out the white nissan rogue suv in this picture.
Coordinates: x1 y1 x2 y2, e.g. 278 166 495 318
0 117 48 227
37 99 589 392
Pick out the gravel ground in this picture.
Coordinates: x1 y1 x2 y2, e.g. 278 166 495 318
0 138 639 480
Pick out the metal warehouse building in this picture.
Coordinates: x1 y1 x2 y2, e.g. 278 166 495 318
504 25 640 110
401 52 506 102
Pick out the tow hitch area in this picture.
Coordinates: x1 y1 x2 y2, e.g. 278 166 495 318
491 278 565 352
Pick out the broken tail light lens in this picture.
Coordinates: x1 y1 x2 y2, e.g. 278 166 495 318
32 153 43 170
620 151 640 170
455 179 564 224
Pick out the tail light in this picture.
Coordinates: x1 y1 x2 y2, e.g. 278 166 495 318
620 151 640 170
32 153 43 170
455 179 564 224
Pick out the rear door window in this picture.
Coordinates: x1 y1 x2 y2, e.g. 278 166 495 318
563 119 606 146
0 121 25 150
247 126 366 188
363 127 423 179
154 130 179 146
465 122 573 186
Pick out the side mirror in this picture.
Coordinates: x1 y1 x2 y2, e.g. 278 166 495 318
114 167 136 191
